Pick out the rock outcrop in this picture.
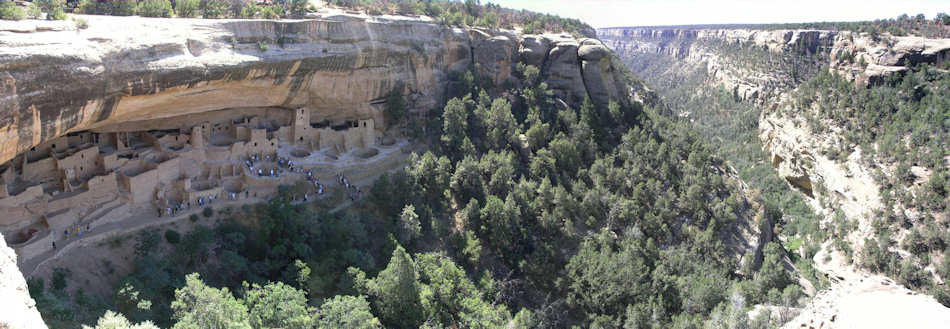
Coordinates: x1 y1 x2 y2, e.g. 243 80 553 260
599 27 950 103
0 234 47 329
0 14 633 167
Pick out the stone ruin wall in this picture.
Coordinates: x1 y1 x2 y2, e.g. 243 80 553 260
0 105 383 263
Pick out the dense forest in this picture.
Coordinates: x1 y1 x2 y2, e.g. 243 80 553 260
617 45 830 294
27 44 802 329
615 13 950 38
1 0 593 37
325 0 592 35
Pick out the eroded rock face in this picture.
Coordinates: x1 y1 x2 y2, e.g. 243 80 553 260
600 27 949 203
0 235 47 329
474 34 518 87
519 34 551 67
599 27 950 103
0 15 631 167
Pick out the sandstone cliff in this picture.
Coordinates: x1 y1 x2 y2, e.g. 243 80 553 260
0 14 633 167
0 233 47 329
599 27 950 103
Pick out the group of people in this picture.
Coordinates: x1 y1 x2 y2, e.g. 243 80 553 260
338 173 362 201
160 199 189 217
56 223 92 250
158 194 215 217
246 154 284 178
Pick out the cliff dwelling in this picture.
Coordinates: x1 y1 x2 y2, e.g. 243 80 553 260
0 105 399 272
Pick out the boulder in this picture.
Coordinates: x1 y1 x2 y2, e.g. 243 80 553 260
543 39 587 104
578 43 611 61
519 34 551 67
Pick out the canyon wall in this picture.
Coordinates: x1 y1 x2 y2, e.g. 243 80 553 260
600 27 950 103
599 26 950 230
600 26 950 328
0 14 633 167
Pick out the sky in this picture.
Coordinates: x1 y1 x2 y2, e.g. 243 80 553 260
488 0 950 28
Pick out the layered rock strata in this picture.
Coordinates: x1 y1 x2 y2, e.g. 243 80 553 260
0 14 632 167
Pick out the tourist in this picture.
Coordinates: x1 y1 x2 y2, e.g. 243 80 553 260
64 229 68 238
52 241 56 250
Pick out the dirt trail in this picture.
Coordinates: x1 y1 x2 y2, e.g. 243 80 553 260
22 146 412 284
782 242 950 329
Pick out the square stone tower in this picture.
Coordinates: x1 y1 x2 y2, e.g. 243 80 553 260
293 108 310 145
358 118 375 148
191 126 204 149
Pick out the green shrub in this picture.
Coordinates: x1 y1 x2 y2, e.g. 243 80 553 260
27 278 45 297
934 286 950 308
200 0 229 18
175 0 200 17
138 0 174 17
25 2 42 19
0 3 25 20
238 1 261 18
72 17 88 29
134 230 161 257
189 214 200 222
52 267 71 291
111 0 138 16
284 0 308 16
202 207 214 218
257 41 269 52
34 0 63 15
164 229 181 244
259 5 282 19
48 6 66 20
76 0 98 14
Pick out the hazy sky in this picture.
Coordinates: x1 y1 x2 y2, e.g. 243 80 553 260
488 0 950 28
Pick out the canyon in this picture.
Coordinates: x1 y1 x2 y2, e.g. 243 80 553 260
4 4 945 329
600 25 950 329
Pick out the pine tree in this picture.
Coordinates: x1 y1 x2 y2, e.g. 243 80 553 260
370 245 423 329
